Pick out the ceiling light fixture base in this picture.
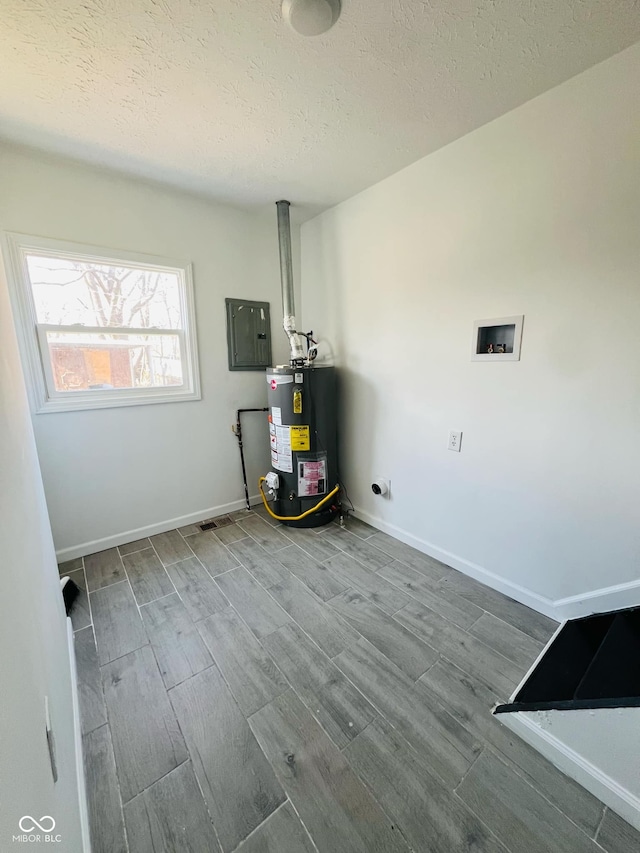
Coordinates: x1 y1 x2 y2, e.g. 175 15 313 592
281 0 341 37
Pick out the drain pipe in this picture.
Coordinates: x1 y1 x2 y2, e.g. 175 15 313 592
276 200 305 365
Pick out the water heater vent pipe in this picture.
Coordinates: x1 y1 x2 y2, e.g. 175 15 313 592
276 200 305 365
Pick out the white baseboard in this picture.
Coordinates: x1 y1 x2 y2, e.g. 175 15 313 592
55 494 261 561
67 619 91 853
58 493 638 622
553 579 640 620
353 506 560 621
354 506 640 622
498 710 640 833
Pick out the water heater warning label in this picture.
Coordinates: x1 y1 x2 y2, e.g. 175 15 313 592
298 459 327 497
290 425 310 451
271 424 292 473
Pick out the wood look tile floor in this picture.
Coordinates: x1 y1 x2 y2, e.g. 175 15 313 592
65 507 640 853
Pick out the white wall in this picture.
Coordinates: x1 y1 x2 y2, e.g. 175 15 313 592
301 43 640 616
0 252 84 848
503 709 640 832
0 144 299 557
539 708 640 809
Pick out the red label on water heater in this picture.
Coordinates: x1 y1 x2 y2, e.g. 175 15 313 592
270 379 277 390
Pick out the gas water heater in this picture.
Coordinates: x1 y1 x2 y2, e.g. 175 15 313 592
259 201 339 528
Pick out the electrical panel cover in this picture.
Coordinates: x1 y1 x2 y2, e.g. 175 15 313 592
225 298 272 370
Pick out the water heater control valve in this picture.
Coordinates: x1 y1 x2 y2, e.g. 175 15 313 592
265 472 280 495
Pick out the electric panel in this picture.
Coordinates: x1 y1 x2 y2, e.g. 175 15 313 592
225 298 272 370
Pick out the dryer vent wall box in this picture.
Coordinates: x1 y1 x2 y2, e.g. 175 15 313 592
226 299 272 370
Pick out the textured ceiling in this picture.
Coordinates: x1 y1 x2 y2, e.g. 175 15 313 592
1 0 639 216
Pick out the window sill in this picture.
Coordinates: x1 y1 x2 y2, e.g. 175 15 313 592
34 388 201 414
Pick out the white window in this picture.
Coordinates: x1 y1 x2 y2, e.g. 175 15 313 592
3 234 201 413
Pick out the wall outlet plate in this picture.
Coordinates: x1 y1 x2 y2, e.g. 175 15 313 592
448 430 462 452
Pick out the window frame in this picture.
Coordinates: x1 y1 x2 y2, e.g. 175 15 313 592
2 233 201 413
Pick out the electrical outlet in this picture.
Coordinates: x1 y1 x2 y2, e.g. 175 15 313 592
448 430 462 452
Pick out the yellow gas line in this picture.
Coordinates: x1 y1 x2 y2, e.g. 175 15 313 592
258 477 340 522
